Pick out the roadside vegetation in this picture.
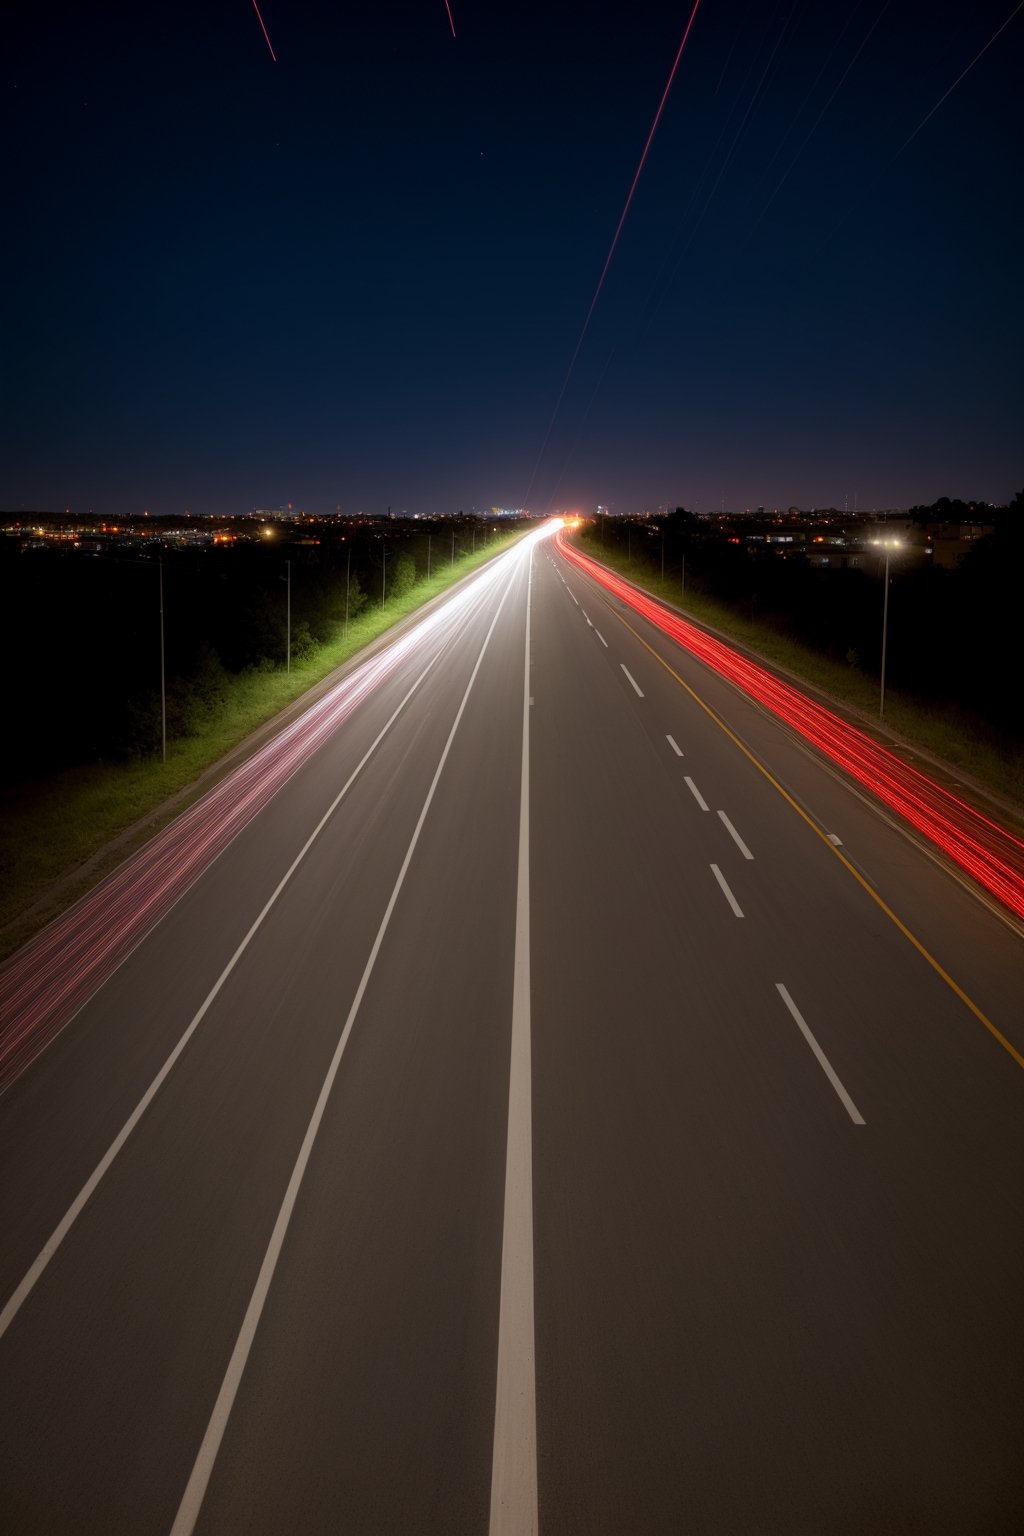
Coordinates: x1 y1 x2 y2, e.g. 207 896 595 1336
0 526 526 958
573 518 1024 812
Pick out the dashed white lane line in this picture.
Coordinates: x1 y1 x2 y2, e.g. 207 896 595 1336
666 734 683 757
710 863 744 917
775 984 865 1125
718 810 754 860
684 776 709 811
581 609 593 626
828 833 843 846
595 630 608 648
568 590 579 606
620 665 644 698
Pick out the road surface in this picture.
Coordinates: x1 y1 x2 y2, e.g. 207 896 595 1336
1 527 1021 1534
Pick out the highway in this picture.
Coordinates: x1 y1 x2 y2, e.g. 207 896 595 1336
1 525 1022 1534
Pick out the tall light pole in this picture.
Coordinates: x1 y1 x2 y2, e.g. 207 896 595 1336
344 545 351 638
873 538 902 720
427 533 432 579
285 559 291 673
158 558 166 763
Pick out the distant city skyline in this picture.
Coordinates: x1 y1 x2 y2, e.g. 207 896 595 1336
3 3 1021 521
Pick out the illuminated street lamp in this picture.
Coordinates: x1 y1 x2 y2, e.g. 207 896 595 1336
871 537 902 720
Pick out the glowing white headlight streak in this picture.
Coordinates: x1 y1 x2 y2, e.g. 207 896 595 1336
0 525 556 1090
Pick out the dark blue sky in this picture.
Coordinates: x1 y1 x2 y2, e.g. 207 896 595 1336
3 2 1021 516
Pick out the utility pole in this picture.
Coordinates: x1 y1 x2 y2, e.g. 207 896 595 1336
427 534 431 579
285 559 291 673
382 543 387 607
451 530 455 567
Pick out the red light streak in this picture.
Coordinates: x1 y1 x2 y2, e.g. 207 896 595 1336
250 0 277 62
559 534 1024 923
444 1 457 39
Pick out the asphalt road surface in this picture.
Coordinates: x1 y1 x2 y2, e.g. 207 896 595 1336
1 527 1022 1535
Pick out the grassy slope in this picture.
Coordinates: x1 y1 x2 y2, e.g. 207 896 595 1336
573 531 1024 811
0 531 525 959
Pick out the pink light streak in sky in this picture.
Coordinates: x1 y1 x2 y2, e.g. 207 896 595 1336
524 0 703 508
444 1 457 40
250 0 277 61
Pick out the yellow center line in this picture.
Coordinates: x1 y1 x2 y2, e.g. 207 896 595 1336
595 583 1024 1073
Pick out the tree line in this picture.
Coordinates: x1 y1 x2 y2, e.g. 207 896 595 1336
0 520 497 784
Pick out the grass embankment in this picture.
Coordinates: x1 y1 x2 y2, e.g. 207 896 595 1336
574 532 1024 811
0 531 525 960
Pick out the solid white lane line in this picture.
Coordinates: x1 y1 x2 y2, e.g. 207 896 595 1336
775 984 865 1125
666 734 683 757
621 664 644 698
710 864 743 917
595 629 608 648
718 810 754 860
685 776 709 811
170 572 520 1536
489 553 538 1536
0 631 459 1347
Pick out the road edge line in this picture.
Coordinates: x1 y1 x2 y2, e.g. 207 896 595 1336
488 548 539 1536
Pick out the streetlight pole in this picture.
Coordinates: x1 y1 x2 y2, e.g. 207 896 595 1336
427 533 432 579
285 559 291 673
879 546 891 720
345 546 351 638
874 538 901 720
158 558 166 763
382 542 387 608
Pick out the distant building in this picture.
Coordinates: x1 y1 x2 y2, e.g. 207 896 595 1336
925 521 994 568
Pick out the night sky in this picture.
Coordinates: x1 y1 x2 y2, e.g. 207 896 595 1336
4 1 1021 518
